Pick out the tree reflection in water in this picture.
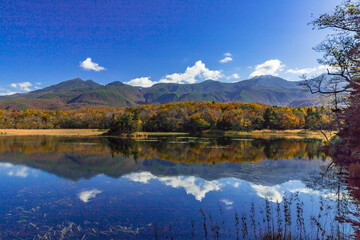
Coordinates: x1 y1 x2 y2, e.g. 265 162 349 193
0 136 358 238
329 151 360 239
106 137 360 239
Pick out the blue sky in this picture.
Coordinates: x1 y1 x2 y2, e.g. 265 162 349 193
0 0 340 94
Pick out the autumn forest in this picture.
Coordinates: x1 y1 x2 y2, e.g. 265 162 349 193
0 102 335 132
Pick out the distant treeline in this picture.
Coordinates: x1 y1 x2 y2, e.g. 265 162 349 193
0 102 335 131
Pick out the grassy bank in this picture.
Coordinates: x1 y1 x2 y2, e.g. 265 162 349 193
0 129 107 136
204 129 337 140
0 129 188 137
0 129 336 140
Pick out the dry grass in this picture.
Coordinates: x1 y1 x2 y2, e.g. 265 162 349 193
0 129 107 136
146 132 188 136
0 129 336 140
206 129 337 140
0 130 188 137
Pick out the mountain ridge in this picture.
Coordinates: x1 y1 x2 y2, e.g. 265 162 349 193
0 75 321 110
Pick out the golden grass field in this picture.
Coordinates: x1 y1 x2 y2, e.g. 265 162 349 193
205 129 337 140
0 129 188 137
0 129 336 140
0 129 107 136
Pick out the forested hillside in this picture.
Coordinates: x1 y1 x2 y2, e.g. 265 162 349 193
0 75 321 110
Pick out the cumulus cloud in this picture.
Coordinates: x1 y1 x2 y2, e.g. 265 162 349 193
286 65 341 77
80 58 106 71
124 61 224 87
286 67 318 75
219 53 233 63
226 73 240 80
78 189 102 203
0 91 17 96
159 60 224 84
318 65 338 71
220 57 233 63
248 59 341 80
249 59 285 78
126 77 156 88
10 82 32 91
124 171 222 201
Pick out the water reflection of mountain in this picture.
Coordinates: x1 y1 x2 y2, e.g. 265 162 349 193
0 136 330 184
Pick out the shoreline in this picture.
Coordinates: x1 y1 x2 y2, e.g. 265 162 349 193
204 129 336 140
0 129 189 137
0 129 335 140
0 129 107 136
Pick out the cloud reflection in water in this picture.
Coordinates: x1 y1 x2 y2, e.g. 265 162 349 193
125 171 222 201
8 167 29 178
78 189 102 203
125 172 346 204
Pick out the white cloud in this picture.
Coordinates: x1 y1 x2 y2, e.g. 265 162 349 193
318 65 334 71
10 82 32 91
220 53 233 63
286 65 341 77
124 171 222 201
0 91 17 96
78 189 102 203
316 65 341 73
249 59 285 78
126 77 156 88
80 58 106 71
226 73 240 80
286 67 317 75
125 60 225 87
220 57 233 63
159 60 224 84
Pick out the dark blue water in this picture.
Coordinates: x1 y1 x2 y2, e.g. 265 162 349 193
0 136 357 239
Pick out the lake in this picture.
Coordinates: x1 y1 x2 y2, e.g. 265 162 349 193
0 135 358 239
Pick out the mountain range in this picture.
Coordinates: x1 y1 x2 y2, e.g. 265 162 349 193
0 75 321 110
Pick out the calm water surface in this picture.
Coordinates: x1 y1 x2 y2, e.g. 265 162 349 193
0 136 358 239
